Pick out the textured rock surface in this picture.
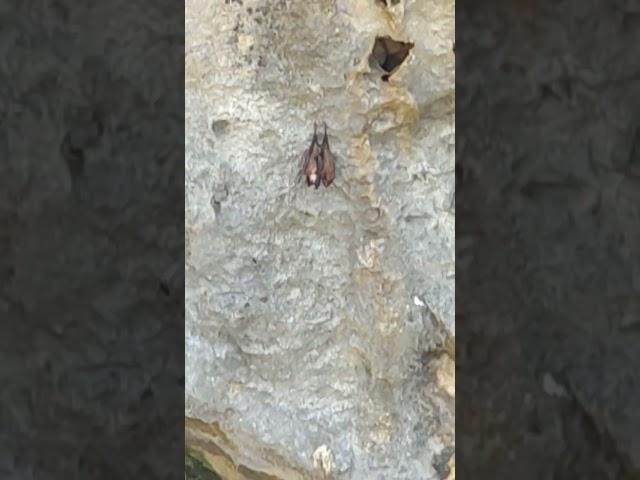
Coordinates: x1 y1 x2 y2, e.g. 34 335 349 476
185 0 454 478
2 1 184 478
458 1 640 478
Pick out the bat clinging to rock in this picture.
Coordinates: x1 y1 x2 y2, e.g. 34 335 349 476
299 122 336 189
319 122 335 187
301 122 323 189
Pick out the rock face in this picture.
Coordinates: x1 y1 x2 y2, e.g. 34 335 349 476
2 1 184 478
457 2 640 479
185 0 454 478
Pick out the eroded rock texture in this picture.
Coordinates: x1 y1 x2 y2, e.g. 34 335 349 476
185 0 454 478
2 1 184 478
458 1 640 478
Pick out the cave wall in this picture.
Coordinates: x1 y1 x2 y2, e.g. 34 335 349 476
185 0 455 478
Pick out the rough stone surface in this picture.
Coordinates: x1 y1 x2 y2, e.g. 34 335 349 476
185 0 454 478
457 1 640 478
2 1 184 478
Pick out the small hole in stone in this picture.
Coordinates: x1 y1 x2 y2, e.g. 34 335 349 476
211 197 222 215
370 36 414 81
210 119 230 135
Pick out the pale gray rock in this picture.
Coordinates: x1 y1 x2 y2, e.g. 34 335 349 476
185 0 454 478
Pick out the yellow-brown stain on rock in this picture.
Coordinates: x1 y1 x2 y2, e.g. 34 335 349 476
186 417 318 480
446 456 455 480
367 98 419 156
436 352 455 398
372 412 393 444
187 418 235 448
349 134 376 186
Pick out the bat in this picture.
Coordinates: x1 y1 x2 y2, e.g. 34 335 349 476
298 122 336 189
300 122 323 189
319 122 335 187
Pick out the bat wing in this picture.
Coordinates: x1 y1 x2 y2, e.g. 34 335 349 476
321 149 336 187
296 150 310 184
320 123 335 187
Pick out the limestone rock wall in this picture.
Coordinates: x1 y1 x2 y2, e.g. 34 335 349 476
185 0 454 478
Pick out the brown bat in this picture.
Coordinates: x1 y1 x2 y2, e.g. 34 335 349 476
298 122 336 189
300 122 323 189
319 122 335 187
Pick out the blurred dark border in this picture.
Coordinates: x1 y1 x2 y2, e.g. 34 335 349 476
457 1 640 478
1 1 184 478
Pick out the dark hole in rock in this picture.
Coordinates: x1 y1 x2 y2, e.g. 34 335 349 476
210 119 230 135
376 0 401 5
211 197 222 215
370 36 414 81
